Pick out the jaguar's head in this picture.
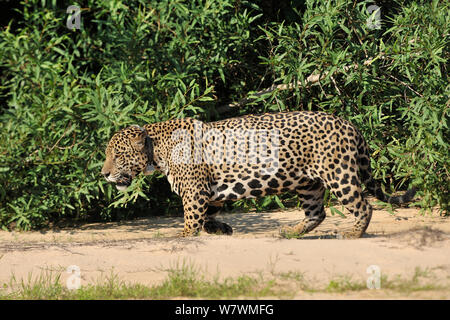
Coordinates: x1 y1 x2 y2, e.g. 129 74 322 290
101 125 153 191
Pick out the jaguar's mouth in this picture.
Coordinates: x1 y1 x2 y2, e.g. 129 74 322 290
115 174 132 191
116 183 129 191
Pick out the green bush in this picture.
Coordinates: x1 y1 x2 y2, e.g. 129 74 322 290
0 0 448 230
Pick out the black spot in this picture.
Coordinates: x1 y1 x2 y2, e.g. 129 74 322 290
268 178 279 188
342 186 351 195
250 190 262 197
307 180 322 191
283 180 293 187
200 190 210 197
217 184 228 192
216 194 225 201
302 194 314 200
232 182 246 195
265 188 277 195
248 179 262 189
228 193 238 200
275 172 286 180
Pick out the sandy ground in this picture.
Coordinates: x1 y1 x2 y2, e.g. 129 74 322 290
0 201 449 299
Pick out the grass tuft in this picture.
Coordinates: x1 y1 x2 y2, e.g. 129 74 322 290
0 265 447 300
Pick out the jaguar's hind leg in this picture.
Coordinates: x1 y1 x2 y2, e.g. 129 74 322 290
280 180 326 238
327 174 372 239
339 197 372 239
203 201 233 235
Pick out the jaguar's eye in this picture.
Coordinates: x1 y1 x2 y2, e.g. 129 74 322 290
112 151 121 161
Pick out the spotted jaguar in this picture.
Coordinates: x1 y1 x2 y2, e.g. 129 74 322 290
101 111 416 238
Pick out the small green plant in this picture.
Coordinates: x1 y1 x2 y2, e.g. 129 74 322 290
326 276 367 293
381 267 444 293
2 264 447 300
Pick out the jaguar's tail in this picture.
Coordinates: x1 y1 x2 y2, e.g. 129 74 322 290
364 174 417 204
357 137 417 205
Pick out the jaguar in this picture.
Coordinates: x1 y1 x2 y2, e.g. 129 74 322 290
101 111 416 238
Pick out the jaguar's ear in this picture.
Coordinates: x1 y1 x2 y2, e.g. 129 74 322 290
130 125 147 151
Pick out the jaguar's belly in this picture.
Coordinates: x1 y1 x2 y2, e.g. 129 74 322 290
209 167 304 201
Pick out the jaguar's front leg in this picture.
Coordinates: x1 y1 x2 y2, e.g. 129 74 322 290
181 190 209 237
203 202 233 235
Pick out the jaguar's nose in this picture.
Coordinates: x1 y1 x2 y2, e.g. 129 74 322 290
102 171 110 179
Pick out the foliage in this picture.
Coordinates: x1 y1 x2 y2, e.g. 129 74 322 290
0 0 448 229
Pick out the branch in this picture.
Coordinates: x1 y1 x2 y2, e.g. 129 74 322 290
215 56 381 114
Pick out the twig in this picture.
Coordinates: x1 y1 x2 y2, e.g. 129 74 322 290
48 122 72 153
388 74 424 97
330 75 341 95
216 55 382 114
